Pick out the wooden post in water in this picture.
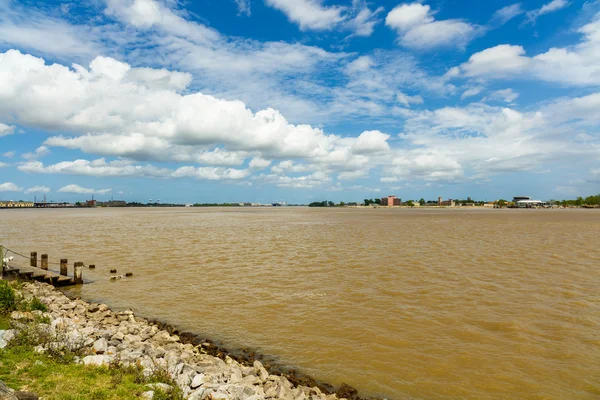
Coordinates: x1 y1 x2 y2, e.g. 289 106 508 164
74 262 83 284
60 259 68 276
41 254 48 270
30 252 37 267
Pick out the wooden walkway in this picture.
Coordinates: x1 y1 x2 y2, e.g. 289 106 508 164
4 261 78 287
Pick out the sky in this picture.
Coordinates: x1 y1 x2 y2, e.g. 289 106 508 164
0 0 599 204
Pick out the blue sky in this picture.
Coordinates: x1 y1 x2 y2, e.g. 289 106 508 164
0 0 599 203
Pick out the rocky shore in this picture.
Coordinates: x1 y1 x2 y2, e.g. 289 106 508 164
1 282 371 400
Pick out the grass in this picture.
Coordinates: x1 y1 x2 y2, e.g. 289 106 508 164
0 345 183 400
0 280 183 399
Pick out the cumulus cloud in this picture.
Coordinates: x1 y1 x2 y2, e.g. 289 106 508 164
58 184 112 195
265 0 346 31
24 186 51 194
352 130 390 154
385 3 479 49
249 157 272 170
453 12 600 86
0 123 15 137
0 182 23 192
1 50 388 186
2 151 15 158
526 0 570 24
18 159 172 178
22 146 50 160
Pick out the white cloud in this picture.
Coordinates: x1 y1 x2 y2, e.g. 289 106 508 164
0 182 23 192
352 130 390 154
461 87 484 100
454 12 600 86
19 159 172 178
0 123 15 137
491 4 525 25
171 166 249 180
486 89 519 103
249 157 272 170
2 151 15 158
24 186 51 194
526 0 570 24
343 1 385 37
0 1 105 60
385 3 479 49
58 184 112 195
396 91 424 107
22 146 50 160
234 0 251 16
0 162 6 168
265 0 346 31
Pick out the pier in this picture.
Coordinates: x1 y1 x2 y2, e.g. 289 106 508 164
1 246 83 287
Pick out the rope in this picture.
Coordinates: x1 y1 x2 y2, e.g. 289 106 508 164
3 247 30 259
4 247 67 266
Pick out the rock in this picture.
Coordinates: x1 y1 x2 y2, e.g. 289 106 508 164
335 383 358 400
140 390 154 399
14 392 38 400
253 360 269 383
0 330 15 350
10 311 33 321
82 355 114 366
92 338 108 354
0 379 18 400
190 373 210 389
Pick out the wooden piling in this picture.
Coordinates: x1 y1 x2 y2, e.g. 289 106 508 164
74 262 83 284
89 264 95 269
30 252 37 267
60 259 68 276
41 254 48 270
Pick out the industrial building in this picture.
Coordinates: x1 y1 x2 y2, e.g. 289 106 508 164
381 196 402 206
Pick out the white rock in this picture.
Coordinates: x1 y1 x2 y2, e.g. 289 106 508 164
141 390 154 399
82 355 114 366
92 338 108 354
0 330 15 349
191 373 210 389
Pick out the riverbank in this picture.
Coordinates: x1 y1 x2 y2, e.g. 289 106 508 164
0 281 370 400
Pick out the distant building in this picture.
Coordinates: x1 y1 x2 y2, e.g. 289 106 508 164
381 196 401 206
513 196 531 203
516 200 546 208
0 201 34 208
86 200 97 207
104 200 126 207
438 197 455 207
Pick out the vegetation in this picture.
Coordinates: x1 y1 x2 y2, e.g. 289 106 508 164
0 280 17 313
308 201 335 207
192 203 241 207
551 194 600 207
0 345 183 400
0 280 183 399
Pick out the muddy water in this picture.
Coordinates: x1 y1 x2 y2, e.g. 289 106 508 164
3 207 600 399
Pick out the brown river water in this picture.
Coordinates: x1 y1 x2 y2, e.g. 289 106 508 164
2 207 600 399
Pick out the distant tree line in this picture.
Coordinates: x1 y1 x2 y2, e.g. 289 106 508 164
550 194 600 207
192 203 241 207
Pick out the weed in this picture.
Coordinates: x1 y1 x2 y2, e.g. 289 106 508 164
0 280 17 313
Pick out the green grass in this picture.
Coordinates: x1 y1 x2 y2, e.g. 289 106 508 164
0 345 182 399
